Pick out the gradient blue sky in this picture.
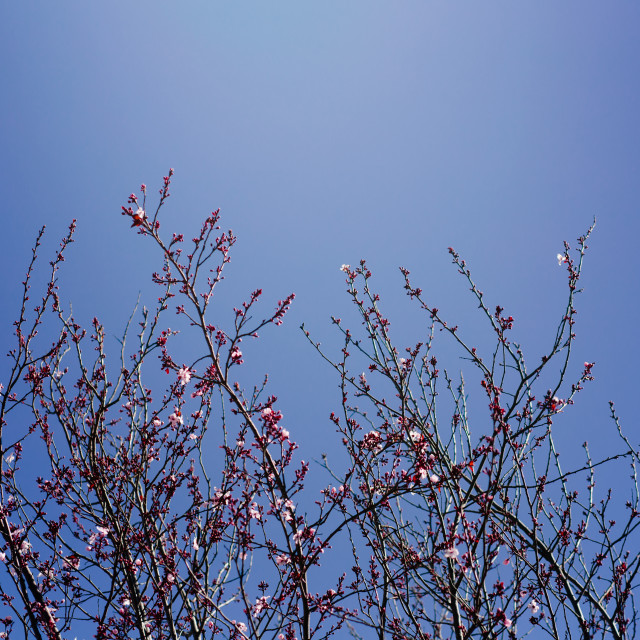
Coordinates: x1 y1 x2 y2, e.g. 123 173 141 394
2 2 639 512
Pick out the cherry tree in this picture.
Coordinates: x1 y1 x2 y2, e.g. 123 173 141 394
0 171 637 640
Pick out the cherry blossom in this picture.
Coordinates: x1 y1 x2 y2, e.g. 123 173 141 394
444 546 459 560
248 503 262 520
230 346 243 364
131 207 146 227
177 366 192 385
252 596 270 617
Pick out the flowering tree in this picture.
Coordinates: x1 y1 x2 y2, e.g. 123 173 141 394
0 172 638 640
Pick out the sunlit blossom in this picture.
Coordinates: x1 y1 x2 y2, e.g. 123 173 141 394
252 596 270 617
248 504 261 520
230 346 243 364
131 207 146 227
340 264 350 272
444 546 459 560
557 253 568 265
177 366 192 385
528 599 540 614
362 430 384 453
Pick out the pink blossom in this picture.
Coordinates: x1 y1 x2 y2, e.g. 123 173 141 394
248 504 261 520
177 366 192 385
96 526 110 536
168 410 184 427
280 499 295 522
0 552 5 562
252 596 270 617
528 599 540 614
557 253 568 265
193 538 199 551
213 489 231 505
430 474 440 483
362 430 383 453
131 207 146 227
275 554 290 565
340 264 350 272
261 407 273 417
232 621 247 633
444 546 459 560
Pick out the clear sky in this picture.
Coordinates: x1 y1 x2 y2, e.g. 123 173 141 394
1 0 639 607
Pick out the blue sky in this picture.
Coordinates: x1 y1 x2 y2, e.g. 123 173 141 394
1 0 639 586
